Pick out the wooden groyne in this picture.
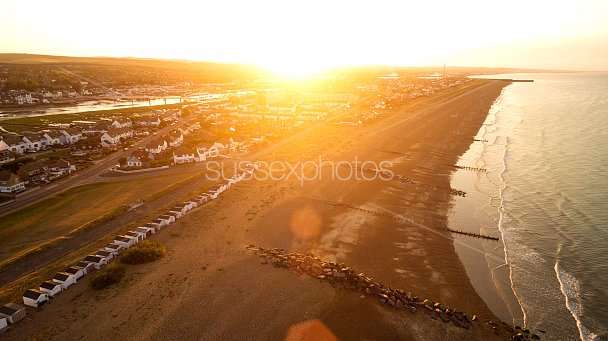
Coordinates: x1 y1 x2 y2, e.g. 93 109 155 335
303 195 499 241
341 164 468 197
453 165 487 173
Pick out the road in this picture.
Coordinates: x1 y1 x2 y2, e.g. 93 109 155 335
0 115 197 216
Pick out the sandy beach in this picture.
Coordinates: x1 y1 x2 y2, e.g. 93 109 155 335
2 79 512 341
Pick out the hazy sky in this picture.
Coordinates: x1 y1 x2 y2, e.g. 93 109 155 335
1 0 607 73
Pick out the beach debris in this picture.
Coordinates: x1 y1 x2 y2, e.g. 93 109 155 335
246 246 542 340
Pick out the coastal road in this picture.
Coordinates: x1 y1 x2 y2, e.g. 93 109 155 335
0 115 198 216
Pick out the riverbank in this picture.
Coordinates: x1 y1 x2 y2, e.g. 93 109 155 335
3 80 524 340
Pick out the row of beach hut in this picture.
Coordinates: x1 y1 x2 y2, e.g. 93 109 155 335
0 163 258 334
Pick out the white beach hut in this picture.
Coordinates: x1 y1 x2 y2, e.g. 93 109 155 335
22 289 49 307
39 280 63 297
52 272 76 290
0 303 27 324
84 254 107 269
64 266 86 280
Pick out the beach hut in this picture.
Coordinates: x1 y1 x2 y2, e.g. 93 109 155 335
0 316 7 332
168 211 180 221
39 281 63 297
52 272 76 290
135 227 154 237
145 222 161 231
0 303 26 324
125 231 144 242
64 266 86 280
84 255 107 270
187 200 197 209
105 243 124 255
114 236 135 249
76 261 95 274
95 249 114 261
158 214 175 224
169 205 185 218
22 289 49 307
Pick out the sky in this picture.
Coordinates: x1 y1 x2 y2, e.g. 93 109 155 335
1 0 607 74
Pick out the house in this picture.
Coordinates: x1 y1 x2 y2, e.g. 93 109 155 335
110 117 132 129
100 127 133 147
105 243 124 255
0 315 7 332
95 249 114 261
22 289 50 307
133 116 161 127
23 133 49 152
0 149 15 164
17 160 48 184
64 266 86 280
165 132 184 147
0 303 26 324
125 231 144 242
45 159 75 176
43 130 66 145
114 236 136 249
61 128 83 144
145 139 167 154
0 134 29 154
39 281 63 297
76 261 95 274
0 171 26 193
84 254 107 269
135 226 155 237
52 272 77 290
172 147 206 164
127 151 151 168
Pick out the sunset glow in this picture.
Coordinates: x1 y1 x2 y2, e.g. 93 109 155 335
1 0 607 71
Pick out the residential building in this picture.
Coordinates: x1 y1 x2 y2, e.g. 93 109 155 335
0 171 26 193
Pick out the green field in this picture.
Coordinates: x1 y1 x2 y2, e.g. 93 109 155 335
0 171 198 264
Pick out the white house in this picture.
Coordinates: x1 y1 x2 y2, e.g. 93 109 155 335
101 127 133 147
110 117 132 129
22 289 49 308
134 116 161 127
61 128 83 144
165 132 183 147
145 139 167 154
64 266 86 280
0 135 29 154
23 133 49 152
39 281 63 297
52 272 77 290
45 158 75 176
43 130 66 145
0 171 26 194
84 254 107 269
0 303 27 324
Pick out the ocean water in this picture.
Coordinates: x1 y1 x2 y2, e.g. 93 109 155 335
449 73 608 341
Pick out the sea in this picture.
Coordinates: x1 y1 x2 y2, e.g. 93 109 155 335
449 73 608 341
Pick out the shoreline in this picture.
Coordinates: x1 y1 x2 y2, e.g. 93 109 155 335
3 80 519 340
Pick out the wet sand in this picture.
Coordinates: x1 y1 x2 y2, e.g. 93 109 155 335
3 80 511 341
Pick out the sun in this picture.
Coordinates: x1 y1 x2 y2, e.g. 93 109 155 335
262 59 332 80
